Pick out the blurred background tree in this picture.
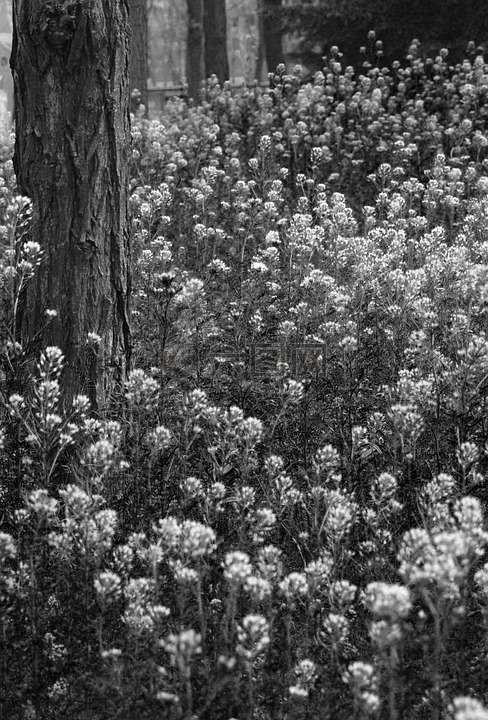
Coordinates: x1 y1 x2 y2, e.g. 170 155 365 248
147 0 260 104
204 0 230 84
186 0 205 100
261 0 285 73
129 0 149 110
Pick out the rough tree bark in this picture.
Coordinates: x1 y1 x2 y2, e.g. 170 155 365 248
262 0 284 75
128 0 148 110
186 0 205 101
11 0 132 406
203 0 229 84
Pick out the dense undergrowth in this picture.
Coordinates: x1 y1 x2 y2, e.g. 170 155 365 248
2 43 488 719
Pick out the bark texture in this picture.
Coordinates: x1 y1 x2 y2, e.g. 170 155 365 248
11 0 131 406
186 0 204 101
203 0 229 84
262 0 284 74
128 0 147 109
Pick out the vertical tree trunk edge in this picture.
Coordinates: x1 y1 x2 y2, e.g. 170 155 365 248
11 0 132 407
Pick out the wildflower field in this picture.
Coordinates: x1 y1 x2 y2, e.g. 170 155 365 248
4 42 488 719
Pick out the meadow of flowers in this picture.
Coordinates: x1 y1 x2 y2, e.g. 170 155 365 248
2 40 488 719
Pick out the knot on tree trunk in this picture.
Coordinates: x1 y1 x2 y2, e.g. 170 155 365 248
38 1 79 51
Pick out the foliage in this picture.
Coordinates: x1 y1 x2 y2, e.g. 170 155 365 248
280 0 488 73
3 47 488 719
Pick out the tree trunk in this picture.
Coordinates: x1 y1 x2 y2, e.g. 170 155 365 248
255 0 265 82
11 0 132 407
262 0 284 75
186 0 205 101
203 0 229 84
128 0 148 111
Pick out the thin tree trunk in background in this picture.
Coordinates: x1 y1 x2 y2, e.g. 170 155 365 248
203 0 229 84
129 0 148 110
186 0 205 100
262 0 284 74
11 0 132 407
256 0 265 81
